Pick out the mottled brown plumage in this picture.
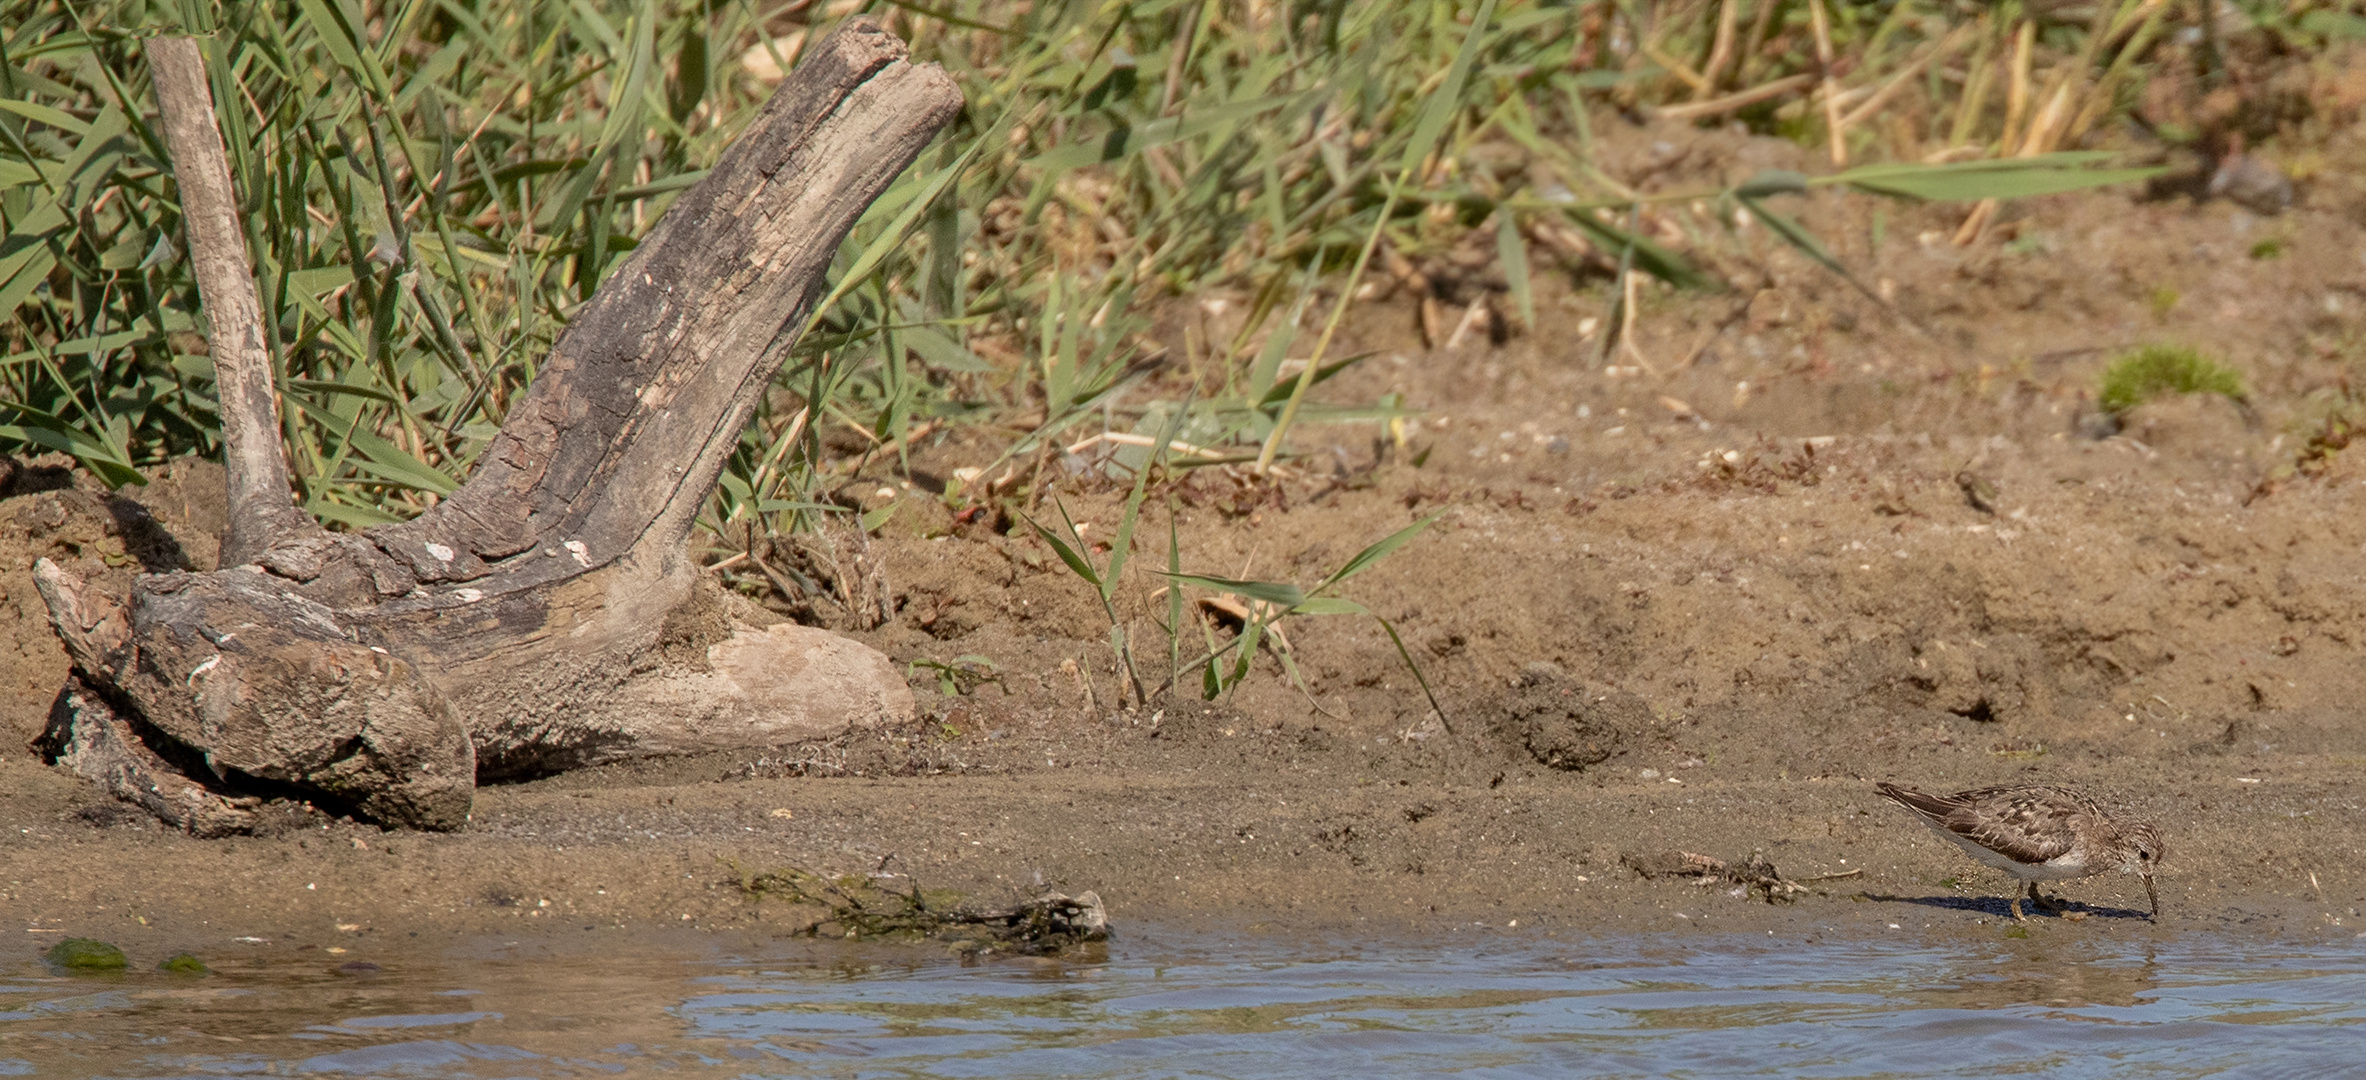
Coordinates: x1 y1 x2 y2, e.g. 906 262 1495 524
1875 782 2163 921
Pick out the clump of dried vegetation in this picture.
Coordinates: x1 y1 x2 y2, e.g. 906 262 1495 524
731 861 1110 954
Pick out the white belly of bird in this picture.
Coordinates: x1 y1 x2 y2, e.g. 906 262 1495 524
1930 825 2093 882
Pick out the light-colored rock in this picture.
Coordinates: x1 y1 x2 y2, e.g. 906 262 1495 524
601 622 916 762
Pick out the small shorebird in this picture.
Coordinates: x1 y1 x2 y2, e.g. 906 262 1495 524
1874 782 2162 922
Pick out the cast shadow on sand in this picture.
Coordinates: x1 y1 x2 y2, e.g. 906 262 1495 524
1863 892 2156 922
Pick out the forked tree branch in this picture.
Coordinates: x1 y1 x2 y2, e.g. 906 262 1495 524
148 36 315 567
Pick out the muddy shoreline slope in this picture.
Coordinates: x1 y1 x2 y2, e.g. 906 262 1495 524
7 126 2366 952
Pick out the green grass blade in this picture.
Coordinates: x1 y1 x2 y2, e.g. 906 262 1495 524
1737 194 1901 316
1254 351 1373 410
1027 91 1313 174
1375 614 1450 735
1314 511 1441 596
1560 208 1716 290
1033 521 1102 587
1104 398 1186 596
1826 154 2164 201
1495 210 1533 329
1735 194 1847 279
1245 274 1312 401
1398 0 1500 177
1165 503 1184 689
798 136 988 343
1161 572 1305 610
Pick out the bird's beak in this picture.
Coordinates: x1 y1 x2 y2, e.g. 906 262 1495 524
2143 870 2158 919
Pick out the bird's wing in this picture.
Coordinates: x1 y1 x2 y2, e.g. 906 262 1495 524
1875 783 2082 865
1943 786 2082 865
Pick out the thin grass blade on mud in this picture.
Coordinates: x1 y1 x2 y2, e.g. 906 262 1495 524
1825 153 2165 202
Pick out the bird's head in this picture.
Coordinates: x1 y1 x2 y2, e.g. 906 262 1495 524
2122 821 2164 917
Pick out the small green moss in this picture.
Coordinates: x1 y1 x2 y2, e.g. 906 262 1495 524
2004 924 2032 939
44 938 127 971
2098 345 2246 415
158 953 212 976
2249 237 2287 260
2147 285 2180 322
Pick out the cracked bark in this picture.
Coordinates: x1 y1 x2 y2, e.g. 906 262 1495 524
32 20 953 830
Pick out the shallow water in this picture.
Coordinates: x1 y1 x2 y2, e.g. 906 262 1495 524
6 928 2364 1078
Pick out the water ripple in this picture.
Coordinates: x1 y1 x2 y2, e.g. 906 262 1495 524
4 933 2361 1077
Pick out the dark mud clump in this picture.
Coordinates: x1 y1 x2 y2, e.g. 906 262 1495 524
1493 666 1645 772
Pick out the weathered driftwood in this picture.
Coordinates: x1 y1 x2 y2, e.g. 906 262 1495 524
149 38 312 568
32 21 956 832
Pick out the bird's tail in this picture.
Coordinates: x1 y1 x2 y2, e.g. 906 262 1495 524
1874 781 1955 821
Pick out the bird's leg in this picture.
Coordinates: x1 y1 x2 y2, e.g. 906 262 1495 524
2026 881 2061 913
2008 894 2027 922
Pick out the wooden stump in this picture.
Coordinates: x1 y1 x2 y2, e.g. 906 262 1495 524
31 20 957 830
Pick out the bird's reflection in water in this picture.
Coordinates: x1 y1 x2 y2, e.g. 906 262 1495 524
1903 940 2161 1010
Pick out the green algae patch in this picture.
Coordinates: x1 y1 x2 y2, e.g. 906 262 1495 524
159 953 212 976
44 938 127 971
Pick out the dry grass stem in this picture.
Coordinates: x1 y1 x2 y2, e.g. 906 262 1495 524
1620 271 1657 376
2001 19 2038 153
1655 73 1817 121
1809 0 1846 166
1956 73 2078 245
1695 0 1743 99
1443 299 1491 351
1063 431 1225 461
1840 25 1973 131
1190 594 1295 653
1643 40 1713 96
